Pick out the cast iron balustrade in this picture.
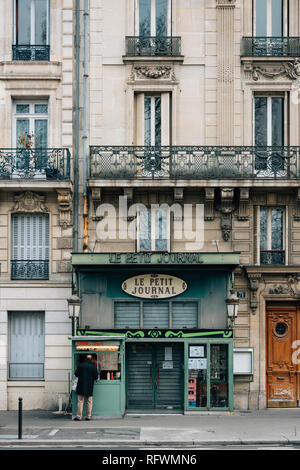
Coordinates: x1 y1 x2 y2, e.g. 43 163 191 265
241 37 300 57
12 45 50 61
125 36 181 56
260 250 285 266
0 148 70 180
89 146 300 180
11 260 49 280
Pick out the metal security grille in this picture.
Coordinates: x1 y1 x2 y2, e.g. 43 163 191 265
8 311 45 380
143 302 169 328
114 302 140 329
172 302 198 328
126 342 184 409
114 301 198 329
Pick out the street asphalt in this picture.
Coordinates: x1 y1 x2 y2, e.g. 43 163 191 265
1 408 300 448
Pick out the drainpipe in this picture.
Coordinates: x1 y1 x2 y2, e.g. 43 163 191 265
74 0 80 254
83 0 89 252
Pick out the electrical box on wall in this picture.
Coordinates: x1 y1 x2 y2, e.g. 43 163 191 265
233 348 253 375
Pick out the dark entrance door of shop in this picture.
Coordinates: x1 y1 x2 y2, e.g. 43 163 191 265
126 342 184 410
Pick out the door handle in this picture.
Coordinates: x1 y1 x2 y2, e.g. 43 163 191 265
149 366 152 388
277 377 285 380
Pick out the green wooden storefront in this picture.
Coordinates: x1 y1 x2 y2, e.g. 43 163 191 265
71 252 239 417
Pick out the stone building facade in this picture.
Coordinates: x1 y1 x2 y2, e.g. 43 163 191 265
1 0 300 411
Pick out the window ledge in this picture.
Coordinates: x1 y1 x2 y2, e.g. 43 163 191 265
0 61 62 80
7 381 45 387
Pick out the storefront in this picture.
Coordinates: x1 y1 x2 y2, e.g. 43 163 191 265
71 252 239 416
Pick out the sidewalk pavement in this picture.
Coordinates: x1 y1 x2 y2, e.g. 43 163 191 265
1 408 300 447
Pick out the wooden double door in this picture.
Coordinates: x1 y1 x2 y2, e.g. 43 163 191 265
267 303 300 407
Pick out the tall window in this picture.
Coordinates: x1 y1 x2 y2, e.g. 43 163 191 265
254 95 285 176
11 213 50 280
255 0 284 37
13 0 50 60
9 311 45 380
135 92 170 146
138 0 170 36
260 207 285 265
138 207 170 252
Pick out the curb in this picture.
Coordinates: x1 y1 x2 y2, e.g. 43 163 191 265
1 439 300 447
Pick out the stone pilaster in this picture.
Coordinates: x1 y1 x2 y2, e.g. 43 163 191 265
216 0 235 145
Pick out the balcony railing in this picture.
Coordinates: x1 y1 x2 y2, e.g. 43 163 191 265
89 146 300 180
125 36 181 56
11 260 49 280
0 148 70 180
260 250 285 266
12 45 50 61
241 37 300 57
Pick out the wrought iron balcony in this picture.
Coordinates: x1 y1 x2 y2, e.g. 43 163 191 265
12 45 50 61
241 37 300 57
89 146 300 180
260 250 285 266
125 36 181 56
11 260 49 280
0 148 70 180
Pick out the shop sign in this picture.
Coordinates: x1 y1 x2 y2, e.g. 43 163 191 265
121 273 187 299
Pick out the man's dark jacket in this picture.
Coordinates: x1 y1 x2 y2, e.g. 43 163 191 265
75 360 98 396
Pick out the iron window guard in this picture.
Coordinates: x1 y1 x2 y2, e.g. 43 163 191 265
89 145 300 180
12 45 50 61
0 148 70 180
241 37 300 57
125 36 181 56
11 260 49 280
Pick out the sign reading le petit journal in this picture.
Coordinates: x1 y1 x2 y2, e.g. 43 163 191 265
122 274 187 299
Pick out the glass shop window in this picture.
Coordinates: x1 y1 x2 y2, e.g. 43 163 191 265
187 343 229 409
75 342 121 381
188 344 208 408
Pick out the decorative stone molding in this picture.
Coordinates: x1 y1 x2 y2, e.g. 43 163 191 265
204 188 215 221
90 188 102 221
174 188 183 202
268 274 300 297
247 273 261 314
244 59 300 81
12 191 48 213
57 189 73 228
215 188 238 241
237 188 250 221
129 64 176 82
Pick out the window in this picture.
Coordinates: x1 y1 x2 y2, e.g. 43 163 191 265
259 207 285 265
114 301 199 329
11 213 50 279
137 207 170 252
13 100 49 177
14 101 48 149
13 0 50 60
254 95 285 176
144 95 161 146
8 311 45 380
255 0 284 37
138 0 170 37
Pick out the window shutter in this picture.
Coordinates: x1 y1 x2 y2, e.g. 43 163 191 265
12 213 49 261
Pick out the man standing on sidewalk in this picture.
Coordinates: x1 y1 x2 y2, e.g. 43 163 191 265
74 354 99 421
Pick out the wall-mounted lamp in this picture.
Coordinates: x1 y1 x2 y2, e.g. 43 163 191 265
67 294 81 336
226 290 239 319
